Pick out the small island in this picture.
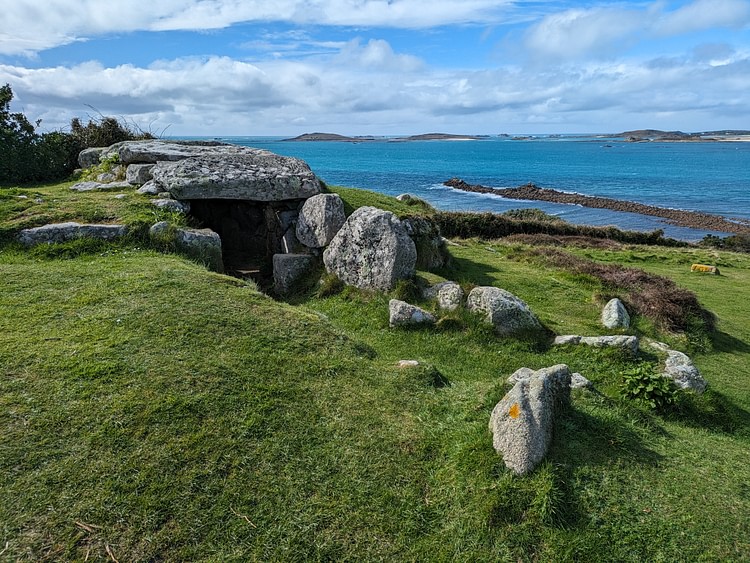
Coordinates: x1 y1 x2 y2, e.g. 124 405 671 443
284 132 488 142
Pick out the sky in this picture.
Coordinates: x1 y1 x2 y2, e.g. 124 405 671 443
1 0 749 136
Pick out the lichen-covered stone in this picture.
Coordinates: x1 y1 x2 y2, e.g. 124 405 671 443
389 299 436 327
489 364 571 475
272 254 317 296
149 221 223 272
78 147 106 168
126 163 155 185
296 193 346 248
663 350 707 393
152 199 190 213
17 222 127 246
601 298 630 329
467 286 542 336
423 281 464 311
579 335 639 353
70 180 131 192
152 150 321 202
553 335 582 345
323 206 417 291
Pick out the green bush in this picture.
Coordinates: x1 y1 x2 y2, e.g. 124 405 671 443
620 362 677 411
0 83 153 184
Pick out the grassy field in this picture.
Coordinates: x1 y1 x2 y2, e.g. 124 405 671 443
1 181 749 561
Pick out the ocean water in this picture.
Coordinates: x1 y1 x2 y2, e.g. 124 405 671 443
201 136 750 241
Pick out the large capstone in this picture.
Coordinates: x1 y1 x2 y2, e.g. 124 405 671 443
467 286 542 336
323 206 417 291
489 364 571 475
151 151 320 202
296 193 346 248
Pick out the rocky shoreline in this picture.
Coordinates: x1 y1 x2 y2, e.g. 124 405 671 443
444 178 750 235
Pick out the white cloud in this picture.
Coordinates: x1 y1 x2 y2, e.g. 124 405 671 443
656 0 750 36
4 37 750 136
0 0 515 55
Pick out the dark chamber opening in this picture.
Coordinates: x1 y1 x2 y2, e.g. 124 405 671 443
188 199 301 285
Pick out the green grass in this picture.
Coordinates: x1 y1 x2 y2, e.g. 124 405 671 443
1 184 749 561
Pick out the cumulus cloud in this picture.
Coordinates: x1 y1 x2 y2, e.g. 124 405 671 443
0 0 515 55
656 0 750 36
523 0 750 62
524 6 646 60
3 37 750 135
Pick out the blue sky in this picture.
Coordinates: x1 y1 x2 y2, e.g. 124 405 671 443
1 0 749 135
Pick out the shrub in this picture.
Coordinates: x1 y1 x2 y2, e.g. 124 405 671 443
0 83 153 184
620 362 677 411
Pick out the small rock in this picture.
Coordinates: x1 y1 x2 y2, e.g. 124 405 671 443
643 338 671 353
398 360 420 368
152 199 190 213
663 350 707 393
149 221 223 272
16 195 28 199
570 373 593 389
601 298 630 329
114 194 127 199
96 173 116 183
137 180 163 195
396 193 414 202
553 335 582 345
423 281 464 311
581 335 639 353
389 299 436 328
467 286 542 336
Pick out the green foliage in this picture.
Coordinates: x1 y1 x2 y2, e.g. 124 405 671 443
317 272 345 297
0 83 152 185
435 210 683 247
620 362 677 411
502 208 563 223
392 277 422 302
702 233 750 254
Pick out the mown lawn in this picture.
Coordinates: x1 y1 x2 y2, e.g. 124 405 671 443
1 182 749 561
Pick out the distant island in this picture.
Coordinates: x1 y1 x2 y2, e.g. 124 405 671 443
283 130 750 143
617 129 750 142
283 132 488 142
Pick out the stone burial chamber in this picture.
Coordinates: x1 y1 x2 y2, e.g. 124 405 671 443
98 140 323 285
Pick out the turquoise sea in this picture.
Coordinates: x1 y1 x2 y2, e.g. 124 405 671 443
196 136 750 241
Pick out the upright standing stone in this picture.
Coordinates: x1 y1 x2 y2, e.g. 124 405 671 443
323 206 417 291
601 298 630 329
489 364 571 475
296 193 346 248
272 254 317 296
